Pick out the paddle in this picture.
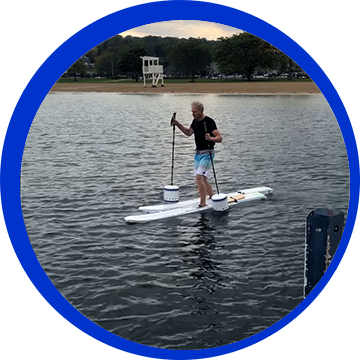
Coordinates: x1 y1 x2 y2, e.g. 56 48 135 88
203 121 220 195
170 112 177 186
163 112 179 203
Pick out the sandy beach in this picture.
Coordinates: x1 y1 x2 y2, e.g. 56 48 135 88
50 81 321 94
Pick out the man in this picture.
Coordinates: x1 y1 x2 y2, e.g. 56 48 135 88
171 101 223 207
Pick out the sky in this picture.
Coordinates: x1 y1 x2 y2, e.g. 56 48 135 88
120 20 242 40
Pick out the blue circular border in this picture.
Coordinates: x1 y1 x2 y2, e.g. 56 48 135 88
0 0 359 359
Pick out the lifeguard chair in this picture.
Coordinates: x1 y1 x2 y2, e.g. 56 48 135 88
140 56 164 88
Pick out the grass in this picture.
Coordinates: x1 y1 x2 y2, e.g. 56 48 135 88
57 77 313 84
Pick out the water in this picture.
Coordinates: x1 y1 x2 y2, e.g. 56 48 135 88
21 93 349 349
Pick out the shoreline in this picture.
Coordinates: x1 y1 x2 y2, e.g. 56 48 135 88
50 81 321 95
50 91 322 96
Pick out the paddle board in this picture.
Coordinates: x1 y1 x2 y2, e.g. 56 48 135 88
138 186 273 213
125 191 269 224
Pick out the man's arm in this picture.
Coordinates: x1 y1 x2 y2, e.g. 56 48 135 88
205 129 223 143
172 119 194 137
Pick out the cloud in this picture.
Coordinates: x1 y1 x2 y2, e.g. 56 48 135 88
120 20 242 40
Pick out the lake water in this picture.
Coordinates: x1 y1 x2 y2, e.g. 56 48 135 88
21 92 349 350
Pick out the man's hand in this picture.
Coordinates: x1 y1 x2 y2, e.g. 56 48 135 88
206 129 222 143
171 119 180 127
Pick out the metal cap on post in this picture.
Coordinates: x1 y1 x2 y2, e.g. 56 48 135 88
304 208 345 298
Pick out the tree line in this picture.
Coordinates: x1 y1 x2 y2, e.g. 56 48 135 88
66 32 305 81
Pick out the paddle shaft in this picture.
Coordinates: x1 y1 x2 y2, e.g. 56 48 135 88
170 113 176 185
203 122 220 194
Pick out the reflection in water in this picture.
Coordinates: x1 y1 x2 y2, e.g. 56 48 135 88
190 215 220 293
181 214 225 317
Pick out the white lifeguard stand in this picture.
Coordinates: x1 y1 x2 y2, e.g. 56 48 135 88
140 56 164 88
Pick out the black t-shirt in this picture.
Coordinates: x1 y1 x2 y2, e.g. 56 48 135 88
190 116 217 150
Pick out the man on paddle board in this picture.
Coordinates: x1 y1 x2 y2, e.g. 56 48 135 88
171 101 223 207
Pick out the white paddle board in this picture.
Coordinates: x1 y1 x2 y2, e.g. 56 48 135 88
138 186 273 213
125 191 268 224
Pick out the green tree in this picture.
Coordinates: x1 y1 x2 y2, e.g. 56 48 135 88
67 59 88 81
84 47 98 63
92 33 309 82
276 52 307 80
95 52 114 77
96 35 123 54
214 36 239 76
117 46 147 81
168 38 211 81
215 33 278 80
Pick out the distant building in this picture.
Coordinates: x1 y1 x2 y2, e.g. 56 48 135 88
80 55 95 69
62 56 95 78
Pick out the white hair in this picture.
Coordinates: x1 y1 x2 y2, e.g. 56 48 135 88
191 101 204 112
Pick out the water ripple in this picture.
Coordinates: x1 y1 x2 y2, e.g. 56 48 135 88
21 93 349 349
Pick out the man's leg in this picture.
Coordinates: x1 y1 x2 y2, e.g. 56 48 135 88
196 174 207 206
203 176 214 198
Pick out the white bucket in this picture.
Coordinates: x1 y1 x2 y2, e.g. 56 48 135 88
164 185 179 202
211 193 229 212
